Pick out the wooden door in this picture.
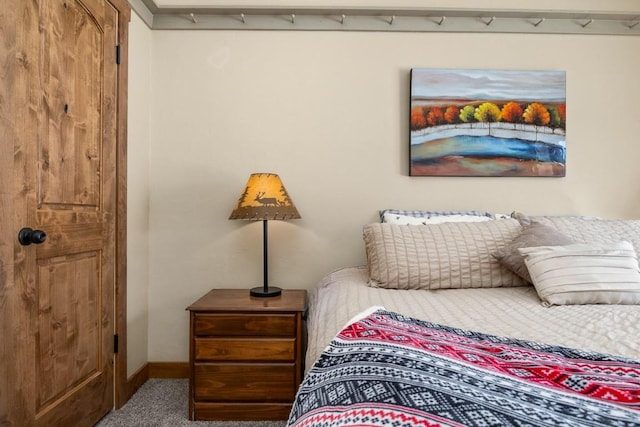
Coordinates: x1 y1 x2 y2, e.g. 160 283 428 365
0 0 128 425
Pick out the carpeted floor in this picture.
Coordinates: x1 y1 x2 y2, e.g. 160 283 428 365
96 379 287 427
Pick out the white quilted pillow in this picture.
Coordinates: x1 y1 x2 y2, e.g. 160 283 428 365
519 241 640 307
363 220 526 290
382 212 493 225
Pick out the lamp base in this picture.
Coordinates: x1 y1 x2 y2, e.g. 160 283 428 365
250 286 282 298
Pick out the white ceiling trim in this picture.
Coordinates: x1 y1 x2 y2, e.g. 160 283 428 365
128 0 640 35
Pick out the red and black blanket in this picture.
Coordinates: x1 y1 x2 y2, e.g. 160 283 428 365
287 310 640 427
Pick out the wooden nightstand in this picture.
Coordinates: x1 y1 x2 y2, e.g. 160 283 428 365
186 289 307 421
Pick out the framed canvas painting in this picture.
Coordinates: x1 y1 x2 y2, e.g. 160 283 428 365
410 69 566 177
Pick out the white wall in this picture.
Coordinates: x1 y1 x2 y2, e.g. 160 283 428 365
141 28 640 362
126 12 152 377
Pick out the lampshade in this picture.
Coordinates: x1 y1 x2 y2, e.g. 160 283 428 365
229 173 301 221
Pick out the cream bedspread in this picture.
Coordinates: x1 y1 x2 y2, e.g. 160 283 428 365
305 266 640 370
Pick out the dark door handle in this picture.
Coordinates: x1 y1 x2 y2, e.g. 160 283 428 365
18 227 47 246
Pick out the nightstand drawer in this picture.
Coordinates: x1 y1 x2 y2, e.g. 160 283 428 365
194 364 296 402
192 403 292 421
194 337 295 362
194 313 296 337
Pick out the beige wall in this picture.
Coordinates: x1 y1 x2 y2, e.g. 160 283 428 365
126 6 640 363
126 12 152 376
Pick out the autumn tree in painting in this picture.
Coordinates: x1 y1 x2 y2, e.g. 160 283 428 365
459 105 477 123
444 106 460 124
427 107 445 126
552 103 567 128
523 102 551 140
474 102 502 123
547 106 563 128
557 104 566 123
474 102 502 135
501 102 524 123
523 102 550 127
410 107 427 130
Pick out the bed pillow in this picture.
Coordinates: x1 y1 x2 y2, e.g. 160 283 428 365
492 222 574 283
363 220 526 290
379 209 494 222
519 241 640 306
535 217 640 249
493 213 513 220
382 212 493 225
511 211 601 226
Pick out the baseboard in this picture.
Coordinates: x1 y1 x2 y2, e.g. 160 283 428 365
120 361 188 407
124 362 150 404
148 361 189 378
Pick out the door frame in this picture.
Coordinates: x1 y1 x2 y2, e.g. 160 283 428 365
111 0 132 410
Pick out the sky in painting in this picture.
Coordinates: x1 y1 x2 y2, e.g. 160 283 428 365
411 69 566 102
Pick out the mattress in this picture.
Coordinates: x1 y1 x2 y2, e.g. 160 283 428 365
305 266 640 370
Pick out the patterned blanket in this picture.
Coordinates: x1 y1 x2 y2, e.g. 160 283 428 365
288 310 640 427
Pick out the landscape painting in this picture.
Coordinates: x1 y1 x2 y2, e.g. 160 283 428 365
410 69 566 177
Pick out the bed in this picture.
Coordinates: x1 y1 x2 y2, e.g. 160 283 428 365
287 212 640 426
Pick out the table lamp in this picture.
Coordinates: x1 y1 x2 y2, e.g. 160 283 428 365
229 173 301 297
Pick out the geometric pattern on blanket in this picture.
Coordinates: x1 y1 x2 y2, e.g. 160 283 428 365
287 310 640 427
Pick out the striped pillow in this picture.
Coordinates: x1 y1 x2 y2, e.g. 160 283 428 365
519 241 640 306
363 220 526 290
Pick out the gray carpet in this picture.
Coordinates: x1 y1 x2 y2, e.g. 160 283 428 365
96 379 287 427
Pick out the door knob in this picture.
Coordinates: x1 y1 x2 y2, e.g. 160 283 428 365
18 227 47 246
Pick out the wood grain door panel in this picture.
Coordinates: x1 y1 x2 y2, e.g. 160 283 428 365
36 251 101 409
40 0 104 209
